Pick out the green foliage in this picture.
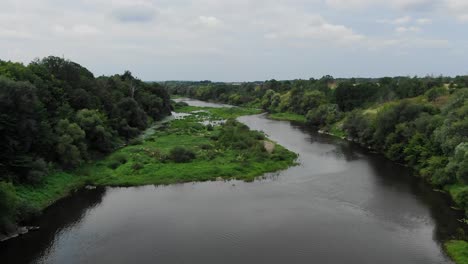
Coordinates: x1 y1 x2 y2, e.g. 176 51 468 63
169 147 196 163
76 109 116 153
306 104 342 127
0 56 172 183
446 143 468 184
445 240 468 264
218 119 264 150
268 112 307 123
0 182 18 232
55 119 87 168
425 86 448 101
343 110 375 145
168 78 468 217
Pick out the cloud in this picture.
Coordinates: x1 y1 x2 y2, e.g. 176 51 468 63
0 0 465 80
416 18 432 25
198 16 222 27
257 11 365 46
377 16 412 25
446 0 468 22
390 0 436 11
0 28 33 39
326 0 436 11
112 5 156 23
72 24 100 35
395 26 421 33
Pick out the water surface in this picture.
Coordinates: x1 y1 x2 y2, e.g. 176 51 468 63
1 99 464 264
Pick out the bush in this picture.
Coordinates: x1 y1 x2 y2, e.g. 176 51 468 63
454 187 468 214
108 153 128 169
129 138 143 146
132 162 144 171
0 182 18 232
169 147 196 163
26 158 49 184
108 161 121 169
114 154 127 164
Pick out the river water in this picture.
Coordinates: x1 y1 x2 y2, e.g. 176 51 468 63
1 99 464 264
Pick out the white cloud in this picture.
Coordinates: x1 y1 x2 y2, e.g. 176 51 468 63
112 7 156 23
416 18 432 25
0 28 33 39
395 26 421 33
0 0 464 80
326 0 436 11
377 16 412 25
72 24 100 35
446 0 468 22
198 16 222 27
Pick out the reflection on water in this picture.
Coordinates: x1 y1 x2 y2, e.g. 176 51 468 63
1 100 465 264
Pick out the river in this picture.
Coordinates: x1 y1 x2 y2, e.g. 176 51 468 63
0 99 464 264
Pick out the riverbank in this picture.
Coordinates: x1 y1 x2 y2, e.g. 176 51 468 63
6 105 297 240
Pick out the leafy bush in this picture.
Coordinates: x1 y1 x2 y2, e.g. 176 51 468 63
0 182 18 232
169 147 196 163
129 138 143 146
26 158 49 184
132 162 144 171
454 187 468 214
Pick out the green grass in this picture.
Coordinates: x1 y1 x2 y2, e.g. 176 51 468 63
175 105 262 120
14 108 297 216
446 240 468 264
268 112 307 123
328 122 346 138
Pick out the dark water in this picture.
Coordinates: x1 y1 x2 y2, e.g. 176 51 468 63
1 100 465 264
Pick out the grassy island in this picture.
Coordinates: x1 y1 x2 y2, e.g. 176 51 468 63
14 106 297 219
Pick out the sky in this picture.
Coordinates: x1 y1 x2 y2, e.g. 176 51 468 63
1 0 468 81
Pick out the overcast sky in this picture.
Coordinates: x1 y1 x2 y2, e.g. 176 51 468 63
1 0 467 81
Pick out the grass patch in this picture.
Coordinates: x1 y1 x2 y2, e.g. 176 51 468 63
445 240 468 264
175 105 262 120
268 112 307 123
328 122 346 138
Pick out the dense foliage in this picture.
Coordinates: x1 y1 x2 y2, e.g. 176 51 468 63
0 57 171 233
167 76 468 215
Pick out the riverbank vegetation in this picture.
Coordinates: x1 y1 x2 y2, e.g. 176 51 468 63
445 240 468 264
0 58 297 237
166 77 468 262
0 56 171 234
11 108 296 229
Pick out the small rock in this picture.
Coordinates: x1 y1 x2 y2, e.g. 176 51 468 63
216 177 223 181
28 226 40 232
18 227 28 235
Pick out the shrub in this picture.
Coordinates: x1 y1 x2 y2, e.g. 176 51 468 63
129 138 143 146
26 158 49 184
0 182 18 232
454 187 468 214
132 162 144 171
169 147 196 163
108 161 121 169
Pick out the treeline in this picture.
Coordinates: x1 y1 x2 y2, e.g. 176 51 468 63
167 75 468 215
0 57 171 231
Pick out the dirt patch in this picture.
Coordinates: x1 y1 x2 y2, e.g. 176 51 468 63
264 141 275 154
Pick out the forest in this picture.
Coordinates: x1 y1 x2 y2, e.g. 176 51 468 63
167 76 468 216
0 56 172 232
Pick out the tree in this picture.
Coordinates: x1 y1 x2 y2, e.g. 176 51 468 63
76 109 116 153
55 119 87 168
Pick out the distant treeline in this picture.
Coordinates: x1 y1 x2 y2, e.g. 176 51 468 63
167 76 468 216
0 57 171 230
